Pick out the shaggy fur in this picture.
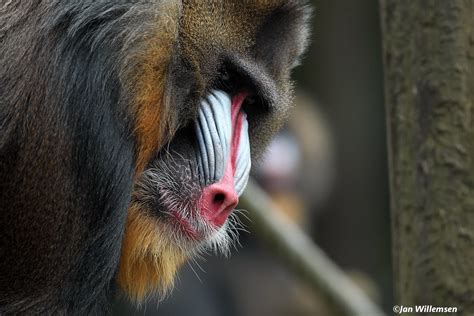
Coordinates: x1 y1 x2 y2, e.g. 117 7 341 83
0 0 310 313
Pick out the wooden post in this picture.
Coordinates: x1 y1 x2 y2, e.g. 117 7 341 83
380 0 474 312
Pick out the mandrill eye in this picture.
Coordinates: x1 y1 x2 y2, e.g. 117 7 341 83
214 66 243 95
220 68 230 82
245 95 256 105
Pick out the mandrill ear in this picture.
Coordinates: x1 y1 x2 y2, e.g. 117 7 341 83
253 2 312 78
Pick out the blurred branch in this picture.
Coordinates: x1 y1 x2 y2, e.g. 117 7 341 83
240 179 386 316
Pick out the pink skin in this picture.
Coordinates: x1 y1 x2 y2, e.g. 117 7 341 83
199 92 248 227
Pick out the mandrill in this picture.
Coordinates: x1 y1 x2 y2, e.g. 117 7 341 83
0 0 311 314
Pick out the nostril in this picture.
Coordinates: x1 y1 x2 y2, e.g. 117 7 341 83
213 193 226 204
200 183 239 227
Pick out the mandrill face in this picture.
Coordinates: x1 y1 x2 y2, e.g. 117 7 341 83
118 0 311 302
132 91 251 258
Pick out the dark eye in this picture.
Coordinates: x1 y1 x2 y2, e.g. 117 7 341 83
212 63 269 120
213 63 250 95
220 68 230 82
245 95 256 105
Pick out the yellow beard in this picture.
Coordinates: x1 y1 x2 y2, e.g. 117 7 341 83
117 205 188 303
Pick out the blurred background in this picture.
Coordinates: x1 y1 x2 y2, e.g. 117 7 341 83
114 0 392 314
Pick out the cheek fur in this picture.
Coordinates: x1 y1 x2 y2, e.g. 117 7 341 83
127 2 181 175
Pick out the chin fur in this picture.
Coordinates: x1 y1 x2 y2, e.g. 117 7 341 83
117 205 186 303
116 164 244 304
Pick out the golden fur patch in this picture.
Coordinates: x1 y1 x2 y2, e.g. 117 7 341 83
119 2 182 303
117 204 188 303
129 3 181 173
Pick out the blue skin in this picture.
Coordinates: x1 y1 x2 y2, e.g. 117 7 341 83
195 90 251 196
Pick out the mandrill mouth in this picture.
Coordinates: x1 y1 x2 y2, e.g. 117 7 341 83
134 89 251 247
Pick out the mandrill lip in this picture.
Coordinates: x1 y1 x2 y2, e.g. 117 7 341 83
169 211 200 240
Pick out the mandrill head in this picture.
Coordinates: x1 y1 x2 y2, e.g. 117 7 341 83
118 0 311 302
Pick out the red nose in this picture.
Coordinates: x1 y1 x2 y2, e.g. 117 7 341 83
200 180 238 227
